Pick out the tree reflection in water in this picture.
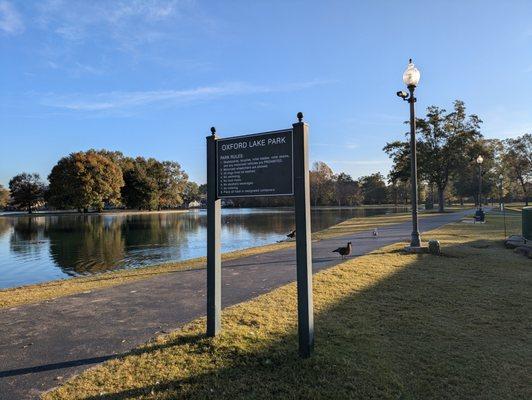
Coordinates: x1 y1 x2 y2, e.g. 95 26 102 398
46 215 126 276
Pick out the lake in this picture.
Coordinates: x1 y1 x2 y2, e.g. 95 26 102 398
0 207 408 289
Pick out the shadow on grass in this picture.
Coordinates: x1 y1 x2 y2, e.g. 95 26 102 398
68 238 530 400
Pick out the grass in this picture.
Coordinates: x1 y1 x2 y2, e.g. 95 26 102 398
0 210 446 309
43 212 530 400
505 203 529 212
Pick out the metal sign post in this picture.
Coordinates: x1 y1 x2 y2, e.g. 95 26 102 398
206 127 221 337
293 113 314 357
206 113 313 357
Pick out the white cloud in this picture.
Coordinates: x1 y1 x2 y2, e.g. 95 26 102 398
0 1 24 35
42 80 329 112
36 0 192 45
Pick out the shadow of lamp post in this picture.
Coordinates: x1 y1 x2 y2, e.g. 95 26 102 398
396 59 421 248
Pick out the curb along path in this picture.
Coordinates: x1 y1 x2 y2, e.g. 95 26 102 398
0 210 471 399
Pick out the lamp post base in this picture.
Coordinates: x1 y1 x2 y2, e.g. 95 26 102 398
410 232 421 248
404 245 428 254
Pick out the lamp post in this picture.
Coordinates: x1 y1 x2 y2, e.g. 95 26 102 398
499 173 507 237
476 155 484 210
498 173 504 211
397 59 421 248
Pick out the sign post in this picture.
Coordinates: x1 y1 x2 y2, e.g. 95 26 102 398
293 112 314 357
206 127 221 337
206 113 313 357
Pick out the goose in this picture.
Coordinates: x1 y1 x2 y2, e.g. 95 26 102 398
332 242 352 259
286 229 296 239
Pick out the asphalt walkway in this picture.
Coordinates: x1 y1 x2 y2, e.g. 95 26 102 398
0 209 472 399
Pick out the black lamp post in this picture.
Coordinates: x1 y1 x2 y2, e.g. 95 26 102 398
397 59 421 248
499 173 507 237
498 173 504 211
476 155 484 210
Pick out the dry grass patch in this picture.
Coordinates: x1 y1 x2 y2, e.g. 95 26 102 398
44 214 530 400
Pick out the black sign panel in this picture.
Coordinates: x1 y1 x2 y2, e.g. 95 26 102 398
217 129 294 198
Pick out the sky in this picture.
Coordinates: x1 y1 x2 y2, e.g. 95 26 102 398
1 0 531 187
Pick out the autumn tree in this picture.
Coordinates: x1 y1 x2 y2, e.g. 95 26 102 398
310 161 335 206
47 151 124 212
0 184 9 210
8 173 46 213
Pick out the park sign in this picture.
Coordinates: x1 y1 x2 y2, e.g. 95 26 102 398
216 129 294 198
206 113 314 358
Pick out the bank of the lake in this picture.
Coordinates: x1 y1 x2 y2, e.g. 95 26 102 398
44 211 528 400
0 206 411 289
0 209 190 218
0 209 442 309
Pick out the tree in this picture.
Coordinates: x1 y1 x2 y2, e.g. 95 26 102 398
360 173 388 204
388 176 410 206
121 159 159 210
0 184 10 210
385 100 482 212
310 161 335 206
120 158 188 210
182 181 200 205
9 173 46 213
502 133 531 205
157 160 188 209
47 151 124 212
453 139 499 205
198 183 207 196
335 173 362 206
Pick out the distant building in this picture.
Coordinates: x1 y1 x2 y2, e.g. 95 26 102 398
188 200 201 208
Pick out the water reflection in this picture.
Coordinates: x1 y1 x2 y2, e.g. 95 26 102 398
0 207 407 288
46 216 126 276
10 218 48 256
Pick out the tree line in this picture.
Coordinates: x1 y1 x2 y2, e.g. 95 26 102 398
1 102 529 212
1 150 201 213
228 101 530 209
384 100 531 211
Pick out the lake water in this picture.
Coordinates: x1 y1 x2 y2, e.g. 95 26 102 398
0 207 408 289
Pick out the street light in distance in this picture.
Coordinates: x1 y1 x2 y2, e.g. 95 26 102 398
476 155 484 210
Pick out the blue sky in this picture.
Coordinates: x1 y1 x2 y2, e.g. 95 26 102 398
1 0 531 186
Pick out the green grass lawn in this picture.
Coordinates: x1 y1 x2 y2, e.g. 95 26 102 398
44 212 530 400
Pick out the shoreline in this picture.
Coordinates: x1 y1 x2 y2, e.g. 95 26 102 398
0 203 478 218
0 209 476 309
0 209 192 218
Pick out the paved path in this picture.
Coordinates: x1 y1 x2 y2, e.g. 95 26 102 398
0 210 471 399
